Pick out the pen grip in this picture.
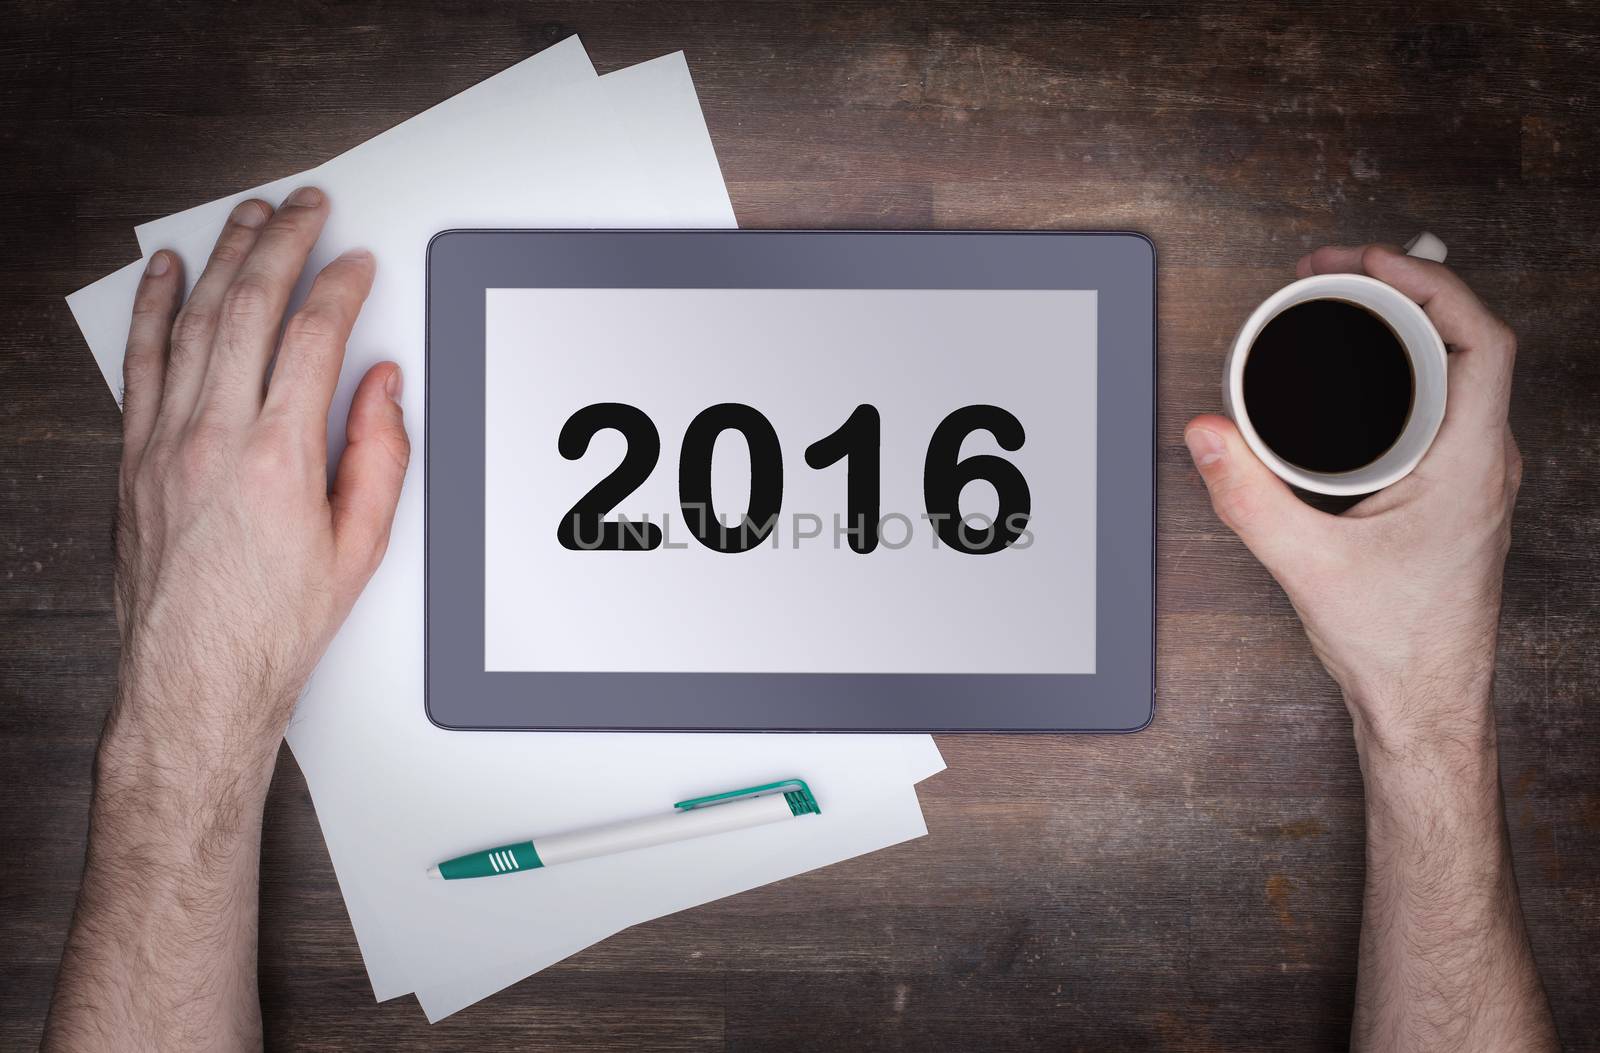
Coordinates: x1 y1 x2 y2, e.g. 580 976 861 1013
438 841 541 879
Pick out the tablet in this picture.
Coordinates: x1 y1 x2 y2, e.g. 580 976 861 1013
426 230 1155 731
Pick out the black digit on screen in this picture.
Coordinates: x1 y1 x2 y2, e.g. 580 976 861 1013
678 403 784 554
923 405 1032 555
804 404 881 554
554 402 664 551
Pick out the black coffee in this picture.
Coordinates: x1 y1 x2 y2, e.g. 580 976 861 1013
1243 299 1414 474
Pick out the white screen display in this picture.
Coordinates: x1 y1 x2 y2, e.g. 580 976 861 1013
484 288 1096 674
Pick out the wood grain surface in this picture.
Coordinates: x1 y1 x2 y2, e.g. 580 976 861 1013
3 2 1598 1049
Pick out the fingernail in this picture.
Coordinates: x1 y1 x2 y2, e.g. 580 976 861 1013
1184 427 1226 468
385 367 403 402
287 186 324 208
338 248 374 265
146 251 171 277
231 199 268 227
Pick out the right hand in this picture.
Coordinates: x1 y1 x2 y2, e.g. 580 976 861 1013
1184 245 1522 754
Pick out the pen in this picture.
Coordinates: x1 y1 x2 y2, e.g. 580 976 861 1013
428 778 821 879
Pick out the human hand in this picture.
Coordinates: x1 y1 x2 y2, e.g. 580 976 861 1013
108 187 409 774
1185 245 1521 755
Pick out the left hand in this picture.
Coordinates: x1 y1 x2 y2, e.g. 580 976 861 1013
109 187 410 770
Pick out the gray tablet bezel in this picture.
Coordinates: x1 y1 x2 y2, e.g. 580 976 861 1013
426 230 1155 732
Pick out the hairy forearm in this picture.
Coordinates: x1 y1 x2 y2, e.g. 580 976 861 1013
45 677 285 1052
47 188 402 1049
1350 686 1557 1052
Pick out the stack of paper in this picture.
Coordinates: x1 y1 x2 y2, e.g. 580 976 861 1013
66 38 945 1021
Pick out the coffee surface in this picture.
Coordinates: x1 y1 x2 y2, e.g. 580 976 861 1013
1243 298 1414 474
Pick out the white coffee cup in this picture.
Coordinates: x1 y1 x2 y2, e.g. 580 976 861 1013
1222 233 1450 496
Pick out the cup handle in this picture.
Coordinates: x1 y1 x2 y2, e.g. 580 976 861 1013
1404 231 1448 263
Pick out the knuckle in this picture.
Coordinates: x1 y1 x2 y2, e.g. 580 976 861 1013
221 274 276 325
1360 244 1395 272
170 305 214 354
377 425 412 473
242 416 319 491
209 238 248 267
130 290 169 320
122 348 161 387
241 436 299 487
283 304 343 348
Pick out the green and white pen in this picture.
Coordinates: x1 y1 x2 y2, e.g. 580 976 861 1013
428 779 821 880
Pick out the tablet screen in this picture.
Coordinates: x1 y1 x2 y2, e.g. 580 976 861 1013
482 287 1097 675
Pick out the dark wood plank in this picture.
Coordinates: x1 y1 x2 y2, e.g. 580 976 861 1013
3 1 1598 1050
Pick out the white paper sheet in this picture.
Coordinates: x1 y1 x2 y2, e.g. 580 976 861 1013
65 261 145 399
414 780 932 1021
64 41 945 1020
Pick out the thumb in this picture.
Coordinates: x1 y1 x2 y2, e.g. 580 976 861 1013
331 363 411 586
1184 414 1329 574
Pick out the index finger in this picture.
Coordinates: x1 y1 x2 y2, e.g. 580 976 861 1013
1299 243 1516 429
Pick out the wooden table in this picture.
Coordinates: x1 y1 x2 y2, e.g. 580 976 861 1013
4 3 1597 1049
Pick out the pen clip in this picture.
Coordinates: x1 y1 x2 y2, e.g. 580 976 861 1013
674 778 820 816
